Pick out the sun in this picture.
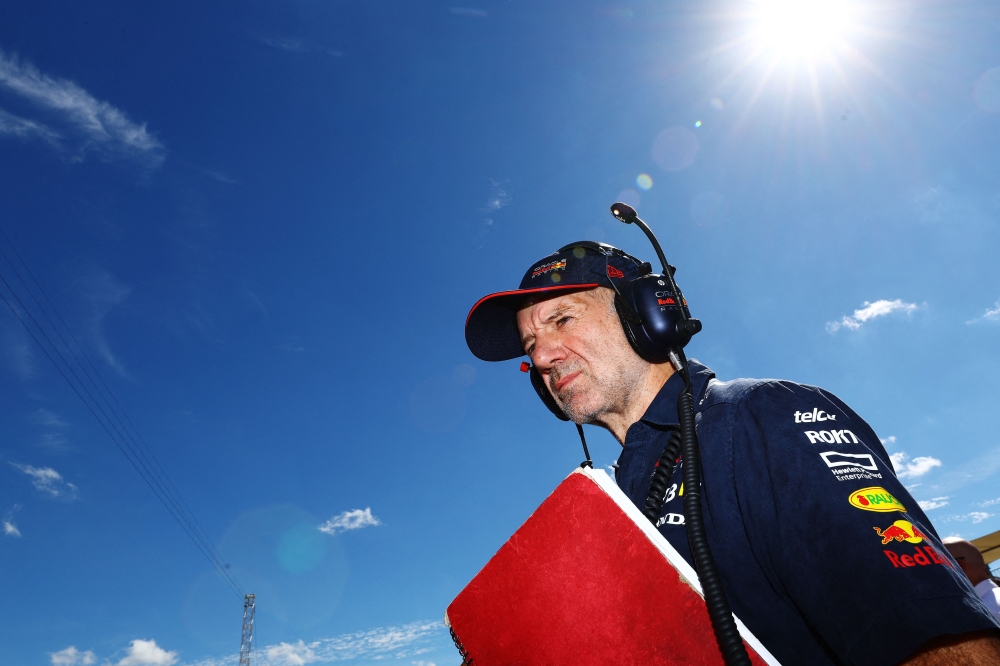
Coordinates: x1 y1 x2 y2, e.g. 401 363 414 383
748 0 857 60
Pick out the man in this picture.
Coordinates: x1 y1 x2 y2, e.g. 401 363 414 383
465 241 1000 665
944 538 1000 623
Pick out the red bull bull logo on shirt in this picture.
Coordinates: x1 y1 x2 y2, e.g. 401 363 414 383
871 519 954 570
848 486 905 512
873 520 925 544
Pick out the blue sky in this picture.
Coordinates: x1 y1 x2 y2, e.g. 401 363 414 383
1 0 999 664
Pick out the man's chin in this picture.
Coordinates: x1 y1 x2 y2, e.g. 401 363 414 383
557 395 600 423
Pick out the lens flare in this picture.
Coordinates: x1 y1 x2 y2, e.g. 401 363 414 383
636 174 653 190
749 0 856 59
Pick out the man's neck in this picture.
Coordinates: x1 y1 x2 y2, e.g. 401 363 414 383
600 363 675 445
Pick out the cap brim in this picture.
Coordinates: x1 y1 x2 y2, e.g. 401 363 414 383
464 283 601 362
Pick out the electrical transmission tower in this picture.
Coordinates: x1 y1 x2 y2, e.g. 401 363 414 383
239 594 256 666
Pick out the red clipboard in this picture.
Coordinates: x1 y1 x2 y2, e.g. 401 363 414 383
446 466 781 665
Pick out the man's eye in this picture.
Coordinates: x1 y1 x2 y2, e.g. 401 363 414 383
526 344 535 356
557 316 572 327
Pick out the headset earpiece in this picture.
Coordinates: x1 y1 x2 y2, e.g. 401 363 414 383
613 293 645 358
613 273 700 364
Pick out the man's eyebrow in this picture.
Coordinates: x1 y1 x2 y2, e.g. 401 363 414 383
541 305 572 323
520 305 575 348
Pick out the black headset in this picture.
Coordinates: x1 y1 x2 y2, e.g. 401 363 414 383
524 202 702 421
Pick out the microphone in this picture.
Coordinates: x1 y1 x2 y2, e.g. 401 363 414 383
609 202 668 276
611 202 638 224
609 203 701 338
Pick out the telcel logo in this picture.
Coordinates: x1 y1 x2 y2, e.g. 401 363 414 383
849 487 905 512
794 408 836 423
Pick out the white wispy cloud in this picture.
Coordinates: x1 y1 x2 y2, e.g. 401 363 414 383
483 179 510 213
32 408 68 427
918 496 950 511
80 270 131 376
980 497 1000 508
253 34 343 57
3 504 22 537
318 508 381 535
3 519 21 537
50 646 96 666
0 107 60 144
11 463 78 499
188 621 444 666
2 318 35 379
115 639 178 666
32 409 72 451
880 435 896 447
922 446 1000 494
827 299 919 332
265 641 317 666
450 7 488 17
259 36 310 52
201 169 237 184
889 452 942 480
0 49 164 164
945 511 993 524
967 299 1000 324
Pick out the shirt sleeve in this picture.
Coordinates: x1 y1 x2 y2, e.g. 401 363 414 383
976 581 1000 622
731 381 1000 666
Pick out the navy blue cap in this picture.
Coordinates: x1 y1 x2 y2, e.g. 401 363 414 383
465 241 646 362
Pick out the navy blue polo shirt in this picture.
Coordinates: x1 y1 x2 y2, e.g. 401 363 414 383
615 360 999 666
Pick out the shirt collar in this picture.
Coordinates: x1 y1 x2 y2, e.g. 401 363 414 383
637 358 716 428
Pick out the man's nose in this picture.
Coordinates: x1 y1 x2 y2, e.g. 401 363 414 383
530 332 565 370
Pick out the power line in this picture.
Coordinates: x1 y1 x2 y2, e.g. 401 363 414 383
1 230 223 552
0 228 240 592
0 226 244 597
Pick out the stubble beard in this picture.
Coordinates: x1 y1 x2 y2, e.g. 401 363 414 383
550 351 649 425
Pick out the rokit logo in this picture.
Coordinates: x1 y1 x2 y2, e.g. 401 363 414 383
804 429 860 445
819 451 883 482
794 408 836 423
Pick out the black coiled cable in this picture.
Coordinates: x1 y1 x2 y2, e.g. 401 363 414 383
449 625 474 665
677 375 752 666
642 428 682 523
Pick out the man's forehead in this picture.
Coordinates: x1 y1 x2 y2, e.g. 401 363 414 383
518 288 596 315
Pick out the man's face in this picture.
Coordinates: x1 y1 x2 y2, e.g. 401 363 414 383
516 288 648 424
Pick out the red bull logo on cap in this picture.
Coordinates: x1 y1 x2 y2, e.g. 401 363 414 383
531 259 566 278
873 520 925 545
848 486 905 512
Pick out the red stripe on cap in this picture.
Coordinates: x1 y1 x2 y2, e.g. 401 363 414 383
465 283 602 326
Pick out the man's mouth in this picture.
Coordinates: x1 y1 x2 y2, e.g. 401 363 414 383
553 371 580 392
